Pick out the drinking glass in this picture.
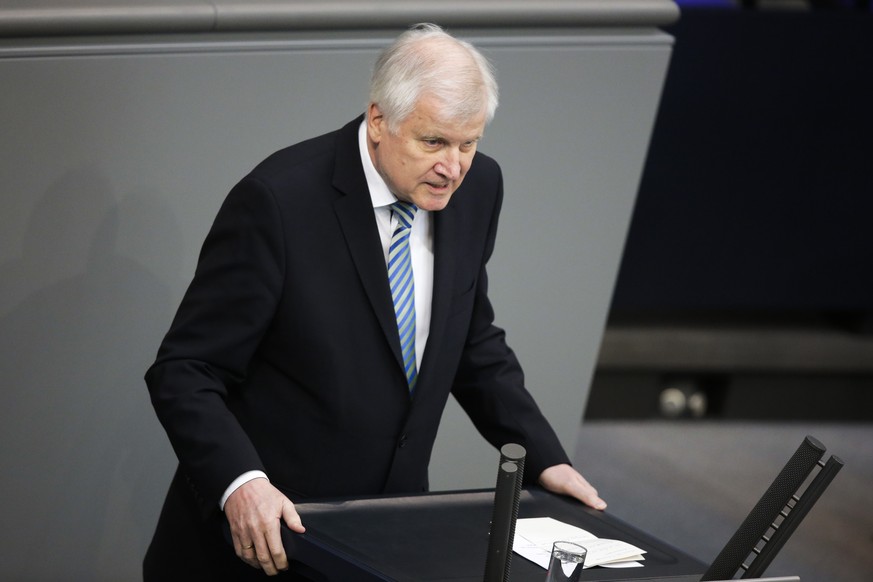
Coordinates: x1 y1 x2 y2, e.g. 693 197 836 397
544 541 586 582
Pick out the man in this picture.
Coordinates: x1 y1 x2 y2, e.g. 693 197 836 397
145 23 605 580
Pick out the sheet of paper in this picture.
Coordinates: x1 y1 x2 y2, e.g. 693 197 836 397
512 517 647 569
600 560 645 568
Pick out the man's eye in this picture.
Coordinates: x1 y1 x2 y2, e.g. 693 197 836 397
423 139 441 147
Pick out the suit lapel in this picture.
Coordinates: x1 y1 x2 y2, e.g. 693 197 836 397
418 203 457 385
331 118 406 371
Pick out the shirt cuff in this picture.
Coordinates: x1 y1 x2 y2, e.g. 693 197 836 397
219 470 269 511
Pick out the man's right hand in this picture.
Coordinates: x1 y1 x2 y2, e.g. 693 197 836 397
224 478 306 575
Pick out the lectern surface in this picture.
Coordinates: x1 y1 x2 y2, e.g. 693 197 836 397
283 488 706 582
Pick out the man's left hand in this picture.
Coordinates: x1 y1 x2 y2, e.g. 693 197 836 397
538 464 607 510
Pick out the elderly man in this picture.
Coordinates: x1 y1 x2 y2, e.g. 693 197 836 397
145 23 605 580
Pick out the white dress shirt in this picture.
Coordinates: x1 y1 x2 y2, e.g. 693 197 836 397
357 119 434 371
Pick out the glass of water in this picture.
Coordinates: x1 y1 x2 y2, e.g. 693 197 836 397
544 541 587 582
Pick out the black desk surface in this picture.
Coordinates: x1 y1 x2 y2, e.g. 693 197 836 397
283 488 706 582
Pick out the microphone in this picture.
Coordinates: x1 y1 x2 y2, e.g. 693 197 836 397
483 444 526 582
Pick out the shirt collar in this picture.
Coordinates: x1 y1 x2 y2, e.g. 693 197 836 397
358 119 396 210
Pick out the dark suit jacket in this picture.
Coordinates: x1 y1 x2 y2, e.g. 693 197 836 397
144 116 569 578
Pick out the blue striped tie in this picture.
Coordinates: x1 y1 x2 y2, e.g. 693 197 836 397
388 201 418 391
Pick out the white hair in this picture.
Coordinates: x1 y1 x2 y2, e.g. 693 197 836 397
368 23 499 132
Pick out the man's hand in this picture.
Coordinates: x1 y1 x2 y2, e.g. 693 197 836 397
538 464 607 510
224 478 306 575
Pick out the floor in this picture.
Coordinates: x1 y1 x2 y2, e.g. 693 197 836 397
572 421 873 581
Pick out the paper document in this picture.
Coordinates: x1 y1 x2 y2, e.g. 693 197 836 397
513 517 646 569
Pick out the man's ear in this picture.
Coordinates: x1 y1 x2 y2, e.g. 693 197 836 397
367 103 385 144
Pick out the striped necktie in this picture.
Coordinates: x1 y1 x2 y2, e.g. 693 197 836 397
388 201 418 391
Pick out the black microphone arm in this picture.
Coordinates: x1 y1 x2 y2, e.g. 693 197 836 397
484 443 526 582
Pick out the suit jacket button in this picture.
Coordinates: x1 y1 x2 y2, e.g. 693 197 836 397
398 434 408 449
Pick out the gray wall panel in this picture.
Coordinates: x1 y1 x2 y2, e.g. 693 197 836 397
0 1 678 37
0 27 671 580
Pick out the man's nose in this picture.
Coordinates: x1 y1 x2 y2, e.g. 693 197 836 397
435 150 461 181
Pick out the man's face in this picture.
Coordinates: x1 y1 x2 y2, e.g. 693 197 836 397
366 96 486 212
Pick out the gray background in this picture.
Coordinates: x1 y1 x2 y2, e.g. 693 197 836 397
0 4 674 579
